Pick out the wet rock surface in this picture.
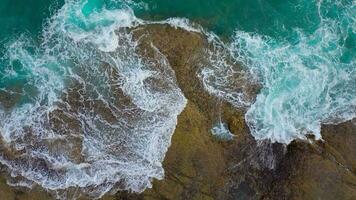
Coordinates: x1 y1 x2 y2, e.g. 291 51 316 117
0 24 355 200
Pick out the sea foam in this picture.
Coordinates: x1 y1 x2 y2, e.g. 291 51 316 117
0 0 355 198
201 0 356 143
0 0 186 199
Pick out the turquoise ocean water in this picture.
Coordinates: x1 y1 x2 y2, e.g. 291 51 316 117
0 0 355 198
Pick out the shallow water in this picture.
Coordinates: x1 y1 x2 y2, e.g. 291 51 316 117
0 0 355 198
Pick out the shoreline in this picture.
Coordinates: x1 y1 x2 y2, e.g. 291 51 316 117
0 24 354 200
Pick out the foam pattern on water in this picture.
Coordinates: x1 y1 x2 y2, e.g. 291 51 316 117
0 0 355 198
226 0 356 143
0 0 186 198
199 33 258 108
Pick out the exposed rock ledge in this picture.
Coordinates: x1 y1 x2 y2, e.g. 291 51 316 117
0 24 355 200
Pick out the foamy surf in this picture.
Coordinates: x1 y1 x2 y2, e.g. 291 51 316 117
196 0 355 143
0 0 187 199
228 0 356 143
0 0 355 198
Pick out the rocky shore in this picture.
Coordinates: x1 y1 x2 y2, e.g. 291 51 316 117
0 24 355 200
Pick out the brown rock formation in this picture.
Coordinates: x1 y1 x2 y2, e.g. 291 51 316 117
0 24 354 200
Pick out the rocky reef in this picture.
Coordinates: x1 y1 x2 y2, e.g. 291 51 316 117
0 24 355 200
